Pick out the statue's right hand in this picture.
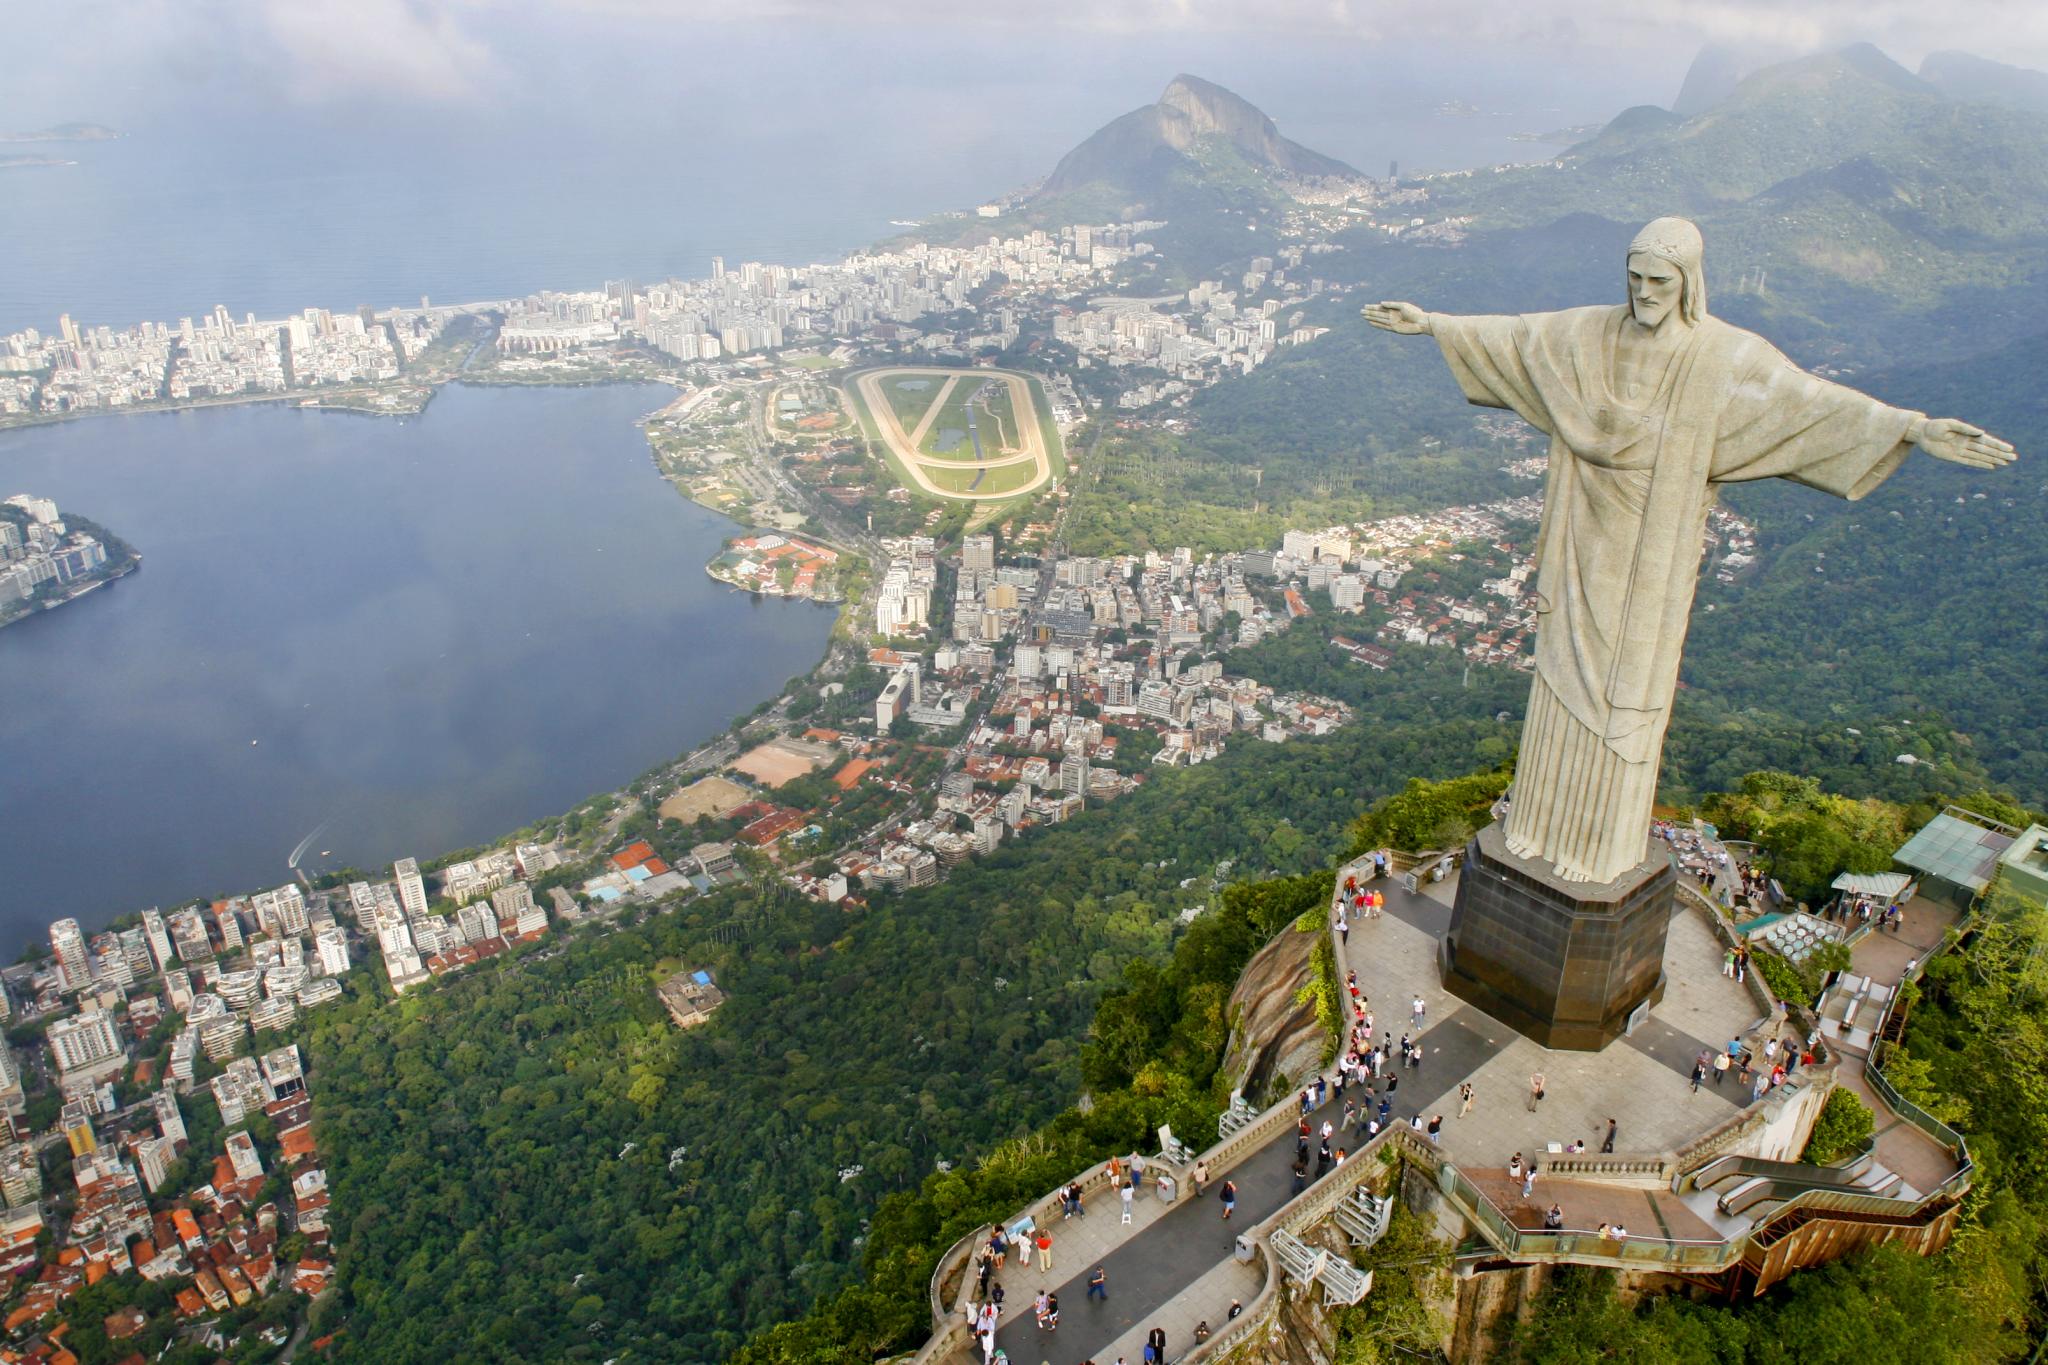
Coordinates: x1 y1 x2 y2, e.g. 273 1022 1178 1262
1363 301 1430 335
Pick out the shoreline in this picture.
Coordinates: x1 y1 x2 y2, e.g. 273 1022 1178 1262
0 380 859 954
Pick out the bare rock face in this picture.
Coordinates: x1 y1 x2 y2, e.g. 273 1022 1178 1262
1220 925 1325 1104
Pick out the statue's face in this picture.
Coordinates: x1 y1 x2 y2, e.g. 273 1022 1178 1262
1627 252 1683 329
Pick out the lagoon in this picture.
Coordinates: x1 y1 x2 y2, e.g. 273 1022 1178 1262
0 384 833 951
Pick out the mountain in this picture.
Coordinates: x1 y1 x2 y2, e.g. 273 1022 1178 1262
1920 50 2048 115
1670 41 1800 116
1035 74 1359 199
1406 42 2048 345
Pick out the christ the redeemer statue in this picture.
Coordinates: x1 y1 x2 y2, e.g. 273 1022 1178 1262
1368 217 2015 886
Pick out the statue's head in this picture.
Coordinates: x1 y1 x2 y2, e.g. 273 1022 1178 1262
1626 216 1706 330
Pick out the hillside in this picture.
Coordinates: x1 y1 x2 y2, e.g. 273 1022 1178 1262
1038 74 1359 198
1061 44 2048 803
1919 50 2048 115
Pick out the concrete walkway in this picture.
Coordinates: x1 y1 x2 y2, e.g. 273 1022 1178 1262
976 854 1764 1365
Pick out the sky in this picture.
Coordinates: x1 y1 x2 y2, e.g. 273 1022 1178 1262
7 0 2045 129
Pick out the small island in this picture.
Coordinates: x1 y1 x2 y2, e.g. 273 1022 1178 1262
0 493 140 627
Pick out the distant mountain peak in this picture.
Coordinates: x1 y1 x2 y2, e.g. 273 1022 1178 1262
1920 49 2048 114
1036 74 1358 199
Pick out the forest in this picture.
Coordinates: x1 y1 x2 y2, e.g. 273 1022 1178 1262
304 658 1523 1362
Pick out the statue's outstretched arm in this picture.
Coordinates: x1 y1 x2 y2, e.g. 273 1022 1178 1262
1363 302 1432 336
1908 415 2018 471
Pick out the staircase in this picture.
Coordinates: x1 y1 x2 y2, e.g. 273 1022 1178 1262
1269 1228 1375 1307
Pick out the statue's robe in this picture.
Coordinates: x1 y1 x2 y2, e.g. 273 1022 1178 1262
1434 305 1916 882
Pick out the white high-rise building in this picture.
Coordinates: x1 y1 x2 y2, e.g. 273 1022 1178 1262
49 918 90 990
313 928 350 977
153 1087 186 1144
393 858 429 918
215 903 244 952
1060 755 1091 798
140 908 174 972
253 884 309 937
962 534 995 574
47 1010 123 1075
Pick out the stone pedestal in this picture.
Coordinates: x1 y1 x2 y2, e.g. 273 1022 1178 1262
1439 822 1672 1051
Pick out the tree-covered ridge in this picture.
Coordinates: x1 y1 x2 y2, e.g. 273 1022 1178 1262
306 657 1520 1362
732 871 1332 1365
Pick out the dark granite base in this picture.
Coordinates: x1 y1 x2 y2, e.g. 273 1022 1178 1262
1439 822 1673 1051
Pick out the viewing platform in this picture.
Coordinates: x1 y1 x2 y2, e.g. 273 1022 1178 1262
916 843 1972 1365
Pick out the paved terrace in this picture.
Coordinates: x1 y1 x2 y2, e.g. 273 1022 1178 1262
955 861 1775 1365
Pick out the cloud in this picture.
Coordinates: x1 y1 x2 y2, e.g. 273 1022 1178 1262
251 0 504 103
567 0 2048 69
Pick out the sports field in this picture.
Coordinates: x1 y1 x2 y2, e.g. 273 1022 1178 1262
845 367 1058 502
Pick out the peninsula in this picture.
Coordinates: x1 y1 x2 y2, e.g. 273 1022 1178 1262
0 493 138 627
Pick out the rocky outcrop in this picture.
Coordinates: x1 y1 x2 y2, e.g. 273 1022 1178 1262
1038 74 1359 197
1220 924 1325 1105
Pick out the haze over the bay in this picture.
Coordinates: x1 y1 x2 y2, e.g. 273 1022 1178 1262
0 11 1700 334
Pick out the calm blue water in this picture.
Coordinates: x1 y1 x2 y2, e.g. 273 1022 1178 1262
0 385 833 947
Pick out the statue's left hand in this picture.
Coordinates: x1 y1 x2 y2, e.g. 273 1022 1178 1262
1915 417 2017 470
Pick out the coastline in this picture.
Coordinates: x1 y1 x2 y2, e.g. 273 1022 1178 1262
0 554 140 628
1 380 857 950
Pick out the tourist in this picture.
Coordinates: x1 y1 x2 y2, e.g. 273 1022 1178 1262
1334 1146 1347 1167
990 1228 1007 1271
1522 1166 1536 1200
1527 1073 1546 1112
1131 1152 1147 1190
1690 1057 1707 1093
1192 1159 1209 1198
1033 1290 1050 1326
1337 913 1349 946
1412 994 1426 1026
1597 1221 1613 1240
1611 1222 1628 1240
1017 1230 1032 1270
1601 1118 1617 1154
1228 1297 1244 1319
1291 1157 1308 1194
1194 1320 1211 1342
1713 1051 1730 1086
1722 947 1736 978
1119 1181 1134 1219
1220 1179 1237 1219
1036 1228 1053 1273
1427 1114 1443 1145
1544 1204 1564 1231
1146 1325 1167 1364
1508 1152 1524 1180
1043 1292 1059 1331
1088 1265 1107 1301
1315 1076 1328 1107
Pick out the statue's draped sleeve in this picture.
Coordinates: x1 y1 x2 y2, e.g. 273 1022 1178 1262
1431 313 1566 434
1708 342 1918 498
